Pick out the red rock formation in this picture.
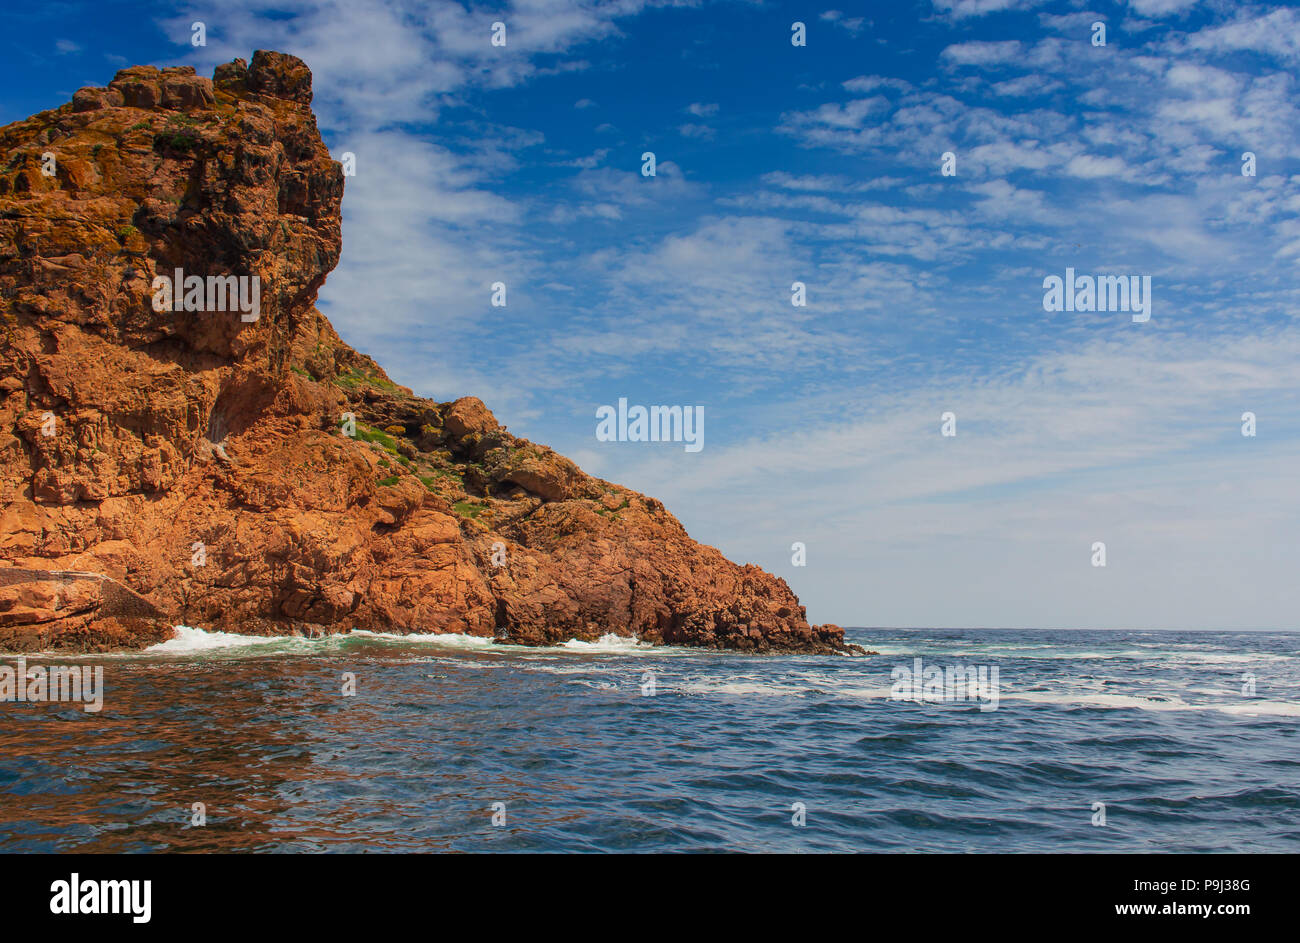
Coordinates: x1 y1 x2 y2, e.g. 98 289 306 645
0 52 855 655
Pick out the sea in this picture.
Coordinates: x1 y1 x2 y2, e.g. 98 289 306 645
1 627 1297 853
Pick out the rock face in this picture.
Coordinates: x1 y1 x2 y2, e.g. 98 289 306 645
0 569 171 652
0 52 854 655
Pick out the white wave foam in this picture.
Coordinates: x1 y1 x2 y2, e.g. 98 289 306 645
559 633 653 653
984 690 1300 719
830 685 898 700
673 671 1300 720
1217 700 1300 718
141 625 501 655
678 681 803 697
850 645 915 656
1009 690 1196 712
1162 651 1296 665
140 626 679 658
883 645 1297 665
145 626 291 653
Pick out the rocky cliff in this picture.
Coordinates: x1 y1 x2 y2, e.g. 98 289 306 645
0 51 853 655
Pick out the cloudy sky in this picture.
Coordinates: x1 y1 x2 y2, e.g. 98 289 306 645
6 0 1299 630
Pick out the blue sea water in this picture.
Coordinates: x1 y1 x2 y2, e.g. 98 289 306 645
1 627 1297 853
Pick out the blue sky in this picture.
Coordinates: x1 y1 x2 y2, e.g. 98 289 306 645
6 0 1299 629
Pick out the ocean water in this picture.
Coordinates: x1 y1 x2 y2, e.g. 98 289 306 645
1 627 1297 853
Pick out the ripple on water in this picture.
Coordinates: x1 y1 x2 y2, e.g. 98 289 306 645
0 627 1297 851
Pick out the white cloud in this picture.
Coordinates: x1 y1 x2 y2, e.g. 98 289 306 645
941 40 1024 66
820 10 866 35
931 0 1047 20
1173 7 1300 65
1129 0 1200 16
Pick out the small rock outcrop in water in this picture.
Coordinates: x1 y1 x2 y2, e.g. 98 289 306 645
0 52 855 655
